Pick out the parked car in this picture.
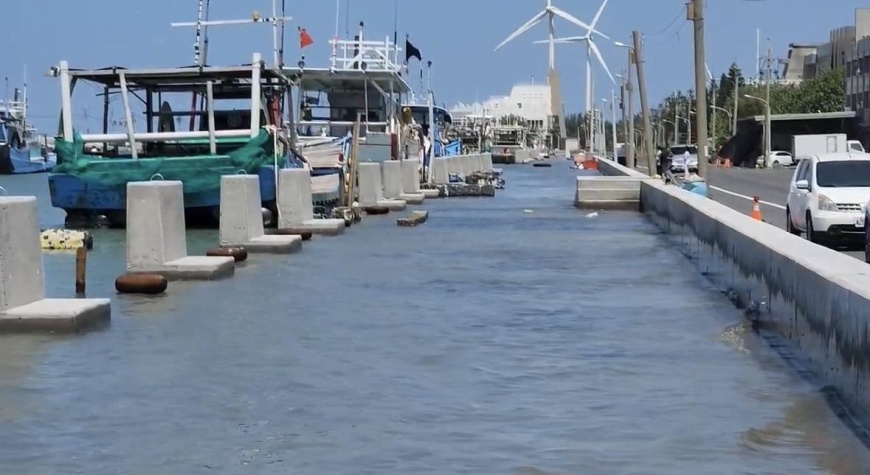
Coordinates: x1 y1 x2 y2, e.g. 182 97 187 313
668 144 698 173
786 153 870 248
770 150 794 167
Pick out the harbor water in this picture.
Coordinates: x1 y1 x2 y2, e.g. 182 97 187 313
0 163 869 474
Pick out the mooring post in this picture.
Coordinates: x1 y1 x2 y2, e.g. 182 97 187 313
75 246 87 297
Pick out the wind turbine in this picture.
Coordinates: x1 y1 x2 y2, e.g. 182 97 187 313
495 0 606 152
534 0 613 152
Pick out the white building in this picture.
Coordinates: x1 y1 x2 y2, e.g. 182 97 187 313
450 84 551 131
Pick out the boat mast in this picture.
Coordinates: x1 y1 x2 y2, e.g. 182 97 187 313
171 0 292 67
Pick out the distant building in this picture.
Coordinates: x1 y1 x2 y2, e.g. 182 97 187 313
450 84 551 132
791 8 870 123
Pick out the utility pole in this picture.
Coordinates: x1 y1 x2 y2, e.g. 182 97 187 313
620 79 628 163
632 30 656 175
626 51 635 168
689 0 708 178
710 79 717 153
732 67 739 137
764 40 772 168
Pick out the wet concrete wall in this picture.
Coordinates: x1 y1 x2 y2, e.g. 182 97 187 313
598 158 870 429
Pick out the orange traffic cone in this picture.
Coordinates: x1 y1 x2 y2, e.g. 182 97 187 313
751 196 762 221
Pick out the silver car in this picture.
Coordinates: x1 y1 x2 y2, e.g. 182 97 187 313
668 144 699 173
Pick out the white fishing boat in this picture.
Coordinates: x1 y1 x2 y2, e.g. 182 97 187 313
285 21 412 204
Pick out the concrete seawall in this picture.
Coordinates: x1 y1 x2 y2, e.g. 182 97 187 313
593 157 870 428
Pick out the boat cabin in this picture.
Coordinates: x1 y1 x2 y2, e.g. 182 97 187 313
286 37 410 137
49 52 294 159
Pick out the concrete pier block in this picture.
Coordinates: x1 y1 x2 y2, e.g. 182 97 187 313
431 157 450 184
220 175 303 253
480 153 493 172
383 160 424 204
0 196 110 332
276 169 345 236
127 181 235 280
401 159 422 193
358 162 406 210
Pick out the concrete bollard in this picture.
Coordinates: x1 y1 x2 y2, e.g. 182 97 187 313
358 162 406 210
0 196 110 332
431 157 451 184
220 175 303 253
382 160 424 204
480 153 493 172
276 169 345 236
127 181 235 280
401 159 422 193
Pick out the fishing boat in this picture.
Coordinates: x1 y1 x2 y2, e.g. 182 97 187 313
46 54 295 228
0 88 57 175
46 3 298 228
400 99 461 166
287 23 412 207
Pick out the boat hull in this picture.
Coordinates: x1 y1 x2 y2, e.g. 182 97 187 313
0 145 57 175
49 165 281 228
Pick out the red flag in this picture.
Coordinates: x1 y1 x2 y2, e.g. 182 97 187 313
299 27 313 49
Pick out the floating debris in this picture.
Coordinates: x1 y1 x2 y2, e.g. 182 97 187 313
397 210 429 227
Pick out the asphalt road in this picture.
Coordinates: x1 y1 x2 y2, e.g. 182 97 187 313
705 166 866 261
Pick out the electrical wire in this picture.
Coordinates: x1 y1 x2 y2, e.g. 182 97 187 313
647 4 688 38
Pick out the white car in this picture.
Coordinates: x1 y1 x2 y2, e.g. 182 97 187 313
786 153 870 246
771 150 794 167
668 144 698 173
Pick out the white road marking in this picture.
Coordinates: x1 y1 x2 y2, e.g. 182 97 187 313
708 185 787 210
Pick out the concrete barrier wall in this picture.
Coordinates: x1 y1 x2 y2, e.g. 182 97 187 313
640 179 870 428
575 159 648 209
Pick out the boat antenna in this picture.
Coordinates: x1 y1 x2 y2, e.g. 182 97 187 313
22 65 27 128
192 0 205 66
344 0 349 38
331 0 339 69
392 0 398 65
279 0 286 68
171 0 292 67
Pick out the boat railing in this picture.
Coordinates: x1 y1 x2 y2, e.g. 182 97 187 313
297 120 389 128
79 129 254 144
330 38 401 73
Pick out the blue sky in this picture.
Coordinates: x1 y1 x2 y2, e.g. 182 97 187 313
2 0 855 133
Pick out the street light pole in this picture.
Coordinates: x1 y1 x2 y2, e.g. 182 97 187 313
631 30 656 175
744 94 770 168
611 89 618 161
615 42 635 169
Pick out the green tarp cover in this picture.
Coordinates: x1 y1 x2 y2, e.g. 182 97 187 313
53 129 287 193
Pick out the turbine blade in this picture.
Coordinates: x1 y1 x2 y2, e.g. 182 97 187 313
589 40 615 84
589 0 610 30
705 62 713 81
494 10 547 51
535 39 573 44
550 7 611 40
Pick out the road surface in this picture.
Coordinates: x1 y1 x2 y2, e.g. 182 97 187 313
705 167 866 261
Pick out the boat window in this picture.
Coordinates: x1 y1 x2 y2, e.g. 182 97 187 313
816 161 870 187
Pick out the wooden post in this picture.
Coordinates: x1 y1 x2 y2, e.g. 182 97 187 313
75 246 87 297
346 117 362 207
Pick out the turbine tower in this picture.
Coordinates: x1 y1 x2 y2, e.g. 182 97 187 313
495 0 604 150
537 0 613 151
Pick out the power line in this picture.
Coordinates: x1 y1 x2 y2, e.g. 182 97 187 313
647 4 688 38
